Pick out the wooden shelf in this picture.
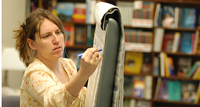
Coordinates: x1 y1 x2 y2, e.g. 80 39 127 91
153 100 200 107
124 96 151 101
155 27 198 32
57 0 85 3
153 76 200 81
155 0 200 4
124 72 152 77
65 45 87 50
154 51 200 56
57 0 200 107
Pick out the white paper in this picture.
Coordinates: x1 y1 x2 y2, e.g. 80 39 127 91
85 2 125 107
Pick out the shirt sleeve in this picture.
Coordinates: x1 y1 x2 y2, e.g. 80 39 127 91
24 70 84 107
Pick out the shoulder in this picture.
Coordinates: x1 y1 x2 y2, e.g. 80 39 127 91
24 58 51 77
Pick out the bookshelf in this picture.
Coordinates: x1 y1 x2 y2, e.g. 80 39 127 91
30 0 200 107
106 0 200 107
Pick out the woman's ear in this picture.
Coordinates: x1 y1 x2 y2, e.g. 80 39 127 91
27 38 37 50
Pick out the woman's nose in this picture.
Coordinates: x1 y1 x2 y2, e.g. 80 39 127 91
52 33 59 44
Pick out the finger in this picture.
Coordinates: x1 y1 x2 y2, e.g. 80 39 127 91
92 52 102 63
95 55 102 64
82 48 98 58
92 52 99 61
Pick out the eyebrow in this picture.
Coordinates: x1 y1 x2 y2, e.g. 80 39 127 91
40 28 61 36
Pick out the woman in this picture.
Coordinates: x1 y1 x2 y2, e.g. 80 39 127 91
13 9 101 107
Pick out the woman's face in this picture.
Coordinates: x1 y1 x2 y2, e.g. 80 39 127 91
29 18 64 60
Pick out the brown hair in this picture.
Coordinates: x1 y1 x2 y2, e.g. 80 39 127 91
13 8 66 66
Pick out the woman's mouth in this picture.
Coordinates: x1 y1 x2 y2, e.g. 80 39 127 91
53 46 61 51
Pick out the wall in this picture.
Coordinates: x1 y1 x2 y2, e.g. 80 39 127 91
2 0 26 89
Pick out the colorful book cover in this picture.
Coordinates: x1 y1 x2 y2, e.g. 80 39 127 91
164 53 170 77
167 57 176 76
161 5 175 28
153 57 160 76
162 33 174 52
159 79 169 100
74 25 86 45
186 61 200 78
172 32 181 52
181 81 199 103
168 80 181 101
192 66 200 79
141 53 152 75
57 2 74 21
194 82 200 104
124 52 143 74
124 75 134 97
177 57 192 77
72 3 86 23
180 32 193 54
154 77 162 100
64 23 74 46
179 8 196 29
132 76 145 98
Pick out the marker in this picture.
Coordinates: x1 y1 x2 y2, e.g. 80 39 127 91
77 49 102 58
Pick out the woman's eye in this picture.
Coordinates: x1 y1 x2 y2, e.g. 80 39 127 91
56 31 62 34
43 35 49 38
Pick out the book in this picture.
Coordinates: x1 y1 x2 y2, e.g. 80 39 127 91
192 31 199 54
181 81 199 103
161 5 176 28
130 99 136 107
144 76 152 100
153 57 160 76
125 42 152 52
196 34 200 54
186 61 200 78
135 100 151 107
132 76 145 98
63 22 75 46
177 57 192 77
172 32 181 53
154 3 161 27
192 65 200 79
123 99 131 107
153 28 165 52
72 3 86 23
74 25 87 45
180 32 193 54
168 80 181 101
141 53 152 75
87 25 95 47
159 52 166 77
178 8 196 29
164 53 170 77
194 82 200 104
57 2 74 21
154 77 162 100
124 75 134 97
86 1 97 24
167 57 176 76
124 52 143 74
162 33 174 52
158 79 169 100
116 1 133 26
131 1 154 28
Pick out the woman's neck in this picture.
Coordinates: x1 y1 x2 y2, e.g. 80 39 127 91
37 56 61 73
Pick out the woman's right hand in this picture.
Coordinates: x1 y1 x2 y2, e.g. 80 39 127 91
78 48 102 78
